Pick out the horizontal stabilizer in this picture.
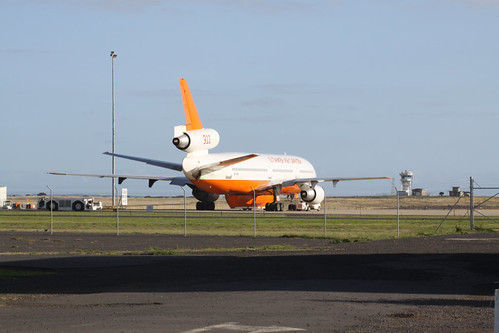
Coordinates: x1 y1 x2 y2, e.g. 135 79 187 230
190 154 259 179
103 152 182 171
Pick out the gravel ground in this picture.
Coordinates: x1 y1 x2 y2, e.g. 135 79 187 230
0 231 498 332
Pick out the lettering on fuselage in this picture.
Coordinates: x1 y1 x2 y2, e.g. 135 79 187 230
267 157 302 164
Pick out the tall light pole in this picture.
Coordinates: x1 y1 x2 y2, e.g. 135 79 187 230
110 51 117 208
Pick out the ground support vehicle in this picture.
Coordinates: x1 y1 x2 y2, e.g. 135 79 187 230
37 197 102 211
288 202 320 211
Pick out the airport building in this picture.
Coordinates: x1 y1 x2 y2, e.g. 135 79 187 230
397 171 427 196
412 188 427 196
0 187 6 207
449 186 466 197
398 170 413 196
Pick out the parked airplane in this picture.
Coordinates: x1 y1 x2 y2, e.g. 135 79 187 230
50 79 389 210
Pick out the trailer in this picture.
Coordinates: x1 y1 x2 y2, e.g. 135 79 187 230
37 197 102 211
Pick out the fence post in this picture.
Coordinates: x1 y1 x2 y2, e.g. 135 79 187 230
251 187 256 238
323 196 327 237
397 189 400 238
46 185 53 235
470 177 474 230
182 186 186 237
114 185 119 236
495 289 499 333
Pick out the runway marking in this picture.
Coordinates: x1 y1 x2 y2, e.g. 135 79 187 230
181 322 305 333
446 238 499 241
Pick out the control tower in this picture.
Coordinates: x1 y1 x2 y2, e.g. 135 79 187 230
398 170 413 196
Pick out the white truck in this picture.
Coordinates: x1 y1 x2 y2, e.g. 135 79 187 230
37 197 102 211
288 202 321 211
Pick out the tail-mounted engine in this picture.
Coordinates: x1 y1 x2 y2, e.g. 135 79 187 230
300 185 325 205
172 126 220 153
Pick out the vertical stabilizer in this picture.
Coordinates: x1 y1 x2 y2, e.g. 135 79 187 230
179 78 203 131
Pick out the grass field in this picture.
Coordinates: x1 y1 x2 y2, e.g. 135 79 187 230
7 194 499 210
0 209 496 240
3 196 499 240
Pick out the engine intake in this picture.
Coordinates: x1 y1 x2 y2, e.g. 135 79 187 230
172 128 220 153
172 134 190 150
300 185 325 204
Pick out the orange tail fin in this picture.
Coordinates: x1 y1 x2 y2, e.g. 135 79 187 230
179 78 203 131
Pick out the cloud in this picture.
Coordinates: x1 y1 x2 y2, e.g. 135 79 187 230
211 0 345 14
16 0 167 14
453 0 499 5
129 88 174 98
405 110 496 119
2 48 56 55
241 97 281 108
254 83 315 95
77 0 166 13
17 0 344 14
3 48 39 54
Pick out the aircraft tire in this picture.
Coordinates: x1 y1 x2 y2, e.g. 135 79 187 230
196 201 216 211
265 203 281 212
47 201 58 211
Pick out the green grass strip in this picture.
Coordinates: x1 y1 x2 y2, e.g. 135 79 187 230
0 210 496 240
0 268 53 281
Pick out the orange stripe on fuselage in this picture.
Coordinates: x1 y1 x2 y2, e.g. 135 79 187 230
225 194 276 208
179 78 203 131
191 179 301 195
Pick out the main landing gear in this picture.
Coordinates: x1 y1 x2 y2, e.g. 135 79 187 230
264 202 284 212
196 201 215 210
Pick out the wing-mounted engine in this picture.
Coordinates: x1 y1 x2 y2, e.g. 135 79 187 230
299 184 325 205
173 126 220 154
191 186 220 211
192 187 219 203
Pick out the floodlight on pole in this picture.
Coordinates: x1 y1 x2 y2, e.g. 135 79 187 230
110 51 117 208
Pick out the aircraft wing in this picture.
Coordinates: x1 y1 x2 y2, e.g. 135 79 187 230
282 176 391 188
254 176 390 192
103 152 183 171
48 172 191 188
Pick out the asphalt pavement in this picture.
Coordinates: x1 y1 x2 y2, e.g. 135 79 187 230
0 232 498 332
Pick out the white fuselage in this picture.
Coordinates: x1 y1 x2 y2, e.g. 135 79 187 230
182 152 316 195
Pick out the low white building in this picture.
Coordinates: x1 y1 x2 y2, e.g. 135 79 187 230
0 187 6 207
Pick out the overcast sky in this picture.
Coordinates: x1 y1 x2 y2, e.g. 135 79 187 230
1 0 498 197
